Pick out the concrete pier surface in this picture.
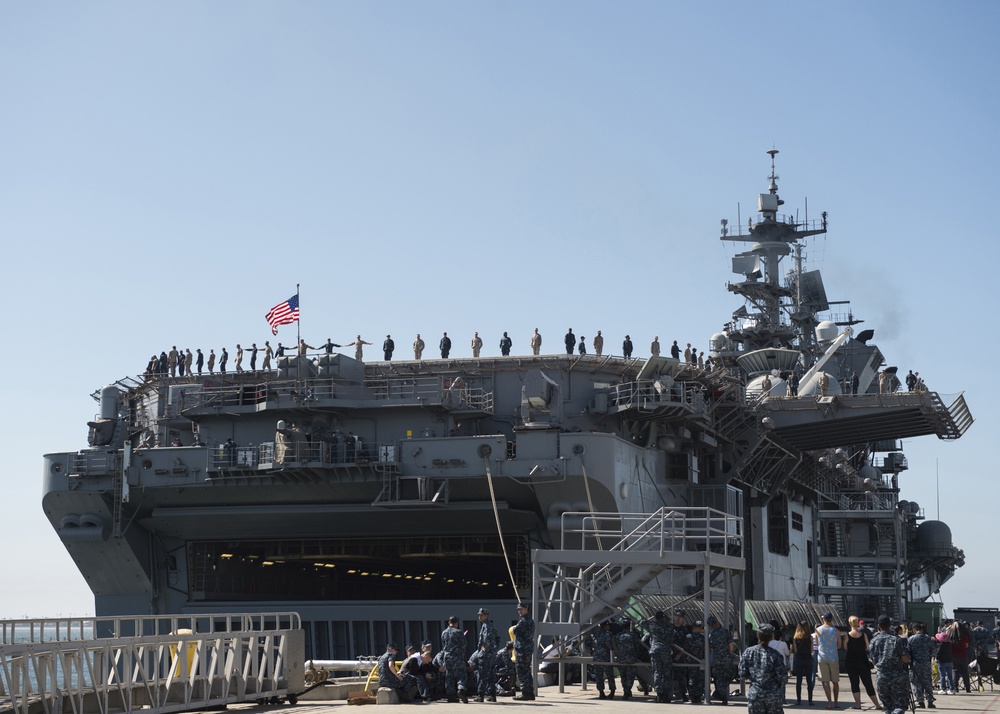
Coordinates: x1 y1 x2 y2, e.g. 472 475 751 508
228 678 1000 714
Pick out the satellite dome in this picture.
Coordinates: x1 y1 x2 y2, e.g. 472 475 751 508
710 333 731 352
914 520 954 556
815 321 839 342
858 464 882 481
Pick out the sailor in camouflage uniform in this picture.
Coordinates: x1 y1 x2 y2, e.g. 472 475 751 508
907 622 936 708
685 620 708 703
376 642 411 702
708 615 737 705
495 642 515 694
475 607 499 702
441 615 469 703
868 615 912 714
672 611 691 701
641 610 676 703
739 624 788 714
972 621 990 658
614 618 642 699
586 620 617 699
513 602 536 700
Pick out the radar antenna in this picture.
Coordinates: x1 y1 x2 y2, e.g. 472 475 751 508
767 148 784 205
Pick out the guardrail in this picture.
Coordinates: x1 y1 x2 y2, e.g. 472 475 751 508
0 612 303 714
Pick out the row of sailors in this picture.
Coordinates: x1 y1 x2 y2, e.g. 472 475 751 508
144 333 711 379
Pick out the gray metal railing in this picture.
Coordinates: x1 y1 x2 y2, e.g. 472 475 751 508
0 612 302 714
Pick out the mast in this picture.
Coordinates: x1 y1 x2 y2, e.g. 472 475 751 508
720 149 828 352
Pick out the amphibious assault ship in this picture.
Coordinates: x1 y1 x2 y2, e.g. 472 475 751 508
42 151 972 658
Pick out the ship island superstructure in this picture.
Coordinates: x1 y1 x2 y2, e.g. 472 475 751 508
42 151 972 659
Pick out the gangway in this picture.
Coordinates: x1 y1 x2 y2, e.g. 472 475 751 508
530 508 745 695
0 612 304 714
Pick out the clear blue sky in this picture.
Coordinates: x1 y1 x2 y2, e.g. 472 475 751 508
2 1 996 619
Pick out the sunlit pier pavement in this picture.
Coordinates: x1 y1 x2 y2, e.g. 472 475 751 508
226 676 1000 713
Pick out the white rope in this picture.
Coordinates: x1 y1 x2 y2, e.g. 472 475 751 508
483 456 519 595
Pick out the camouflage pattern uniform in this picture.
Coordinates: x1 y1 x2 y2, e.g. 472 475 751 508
641 617 676 702
495 645 515 693
587 626 616 697
972 625 990 658
684 629 707 703
614 624 642 698
441 624 468 701
739 642 788 714
869 631 911 714
709 623 737 704
672 621 691 701
477 617 499 699
377 649 410 701
907 632 936 707
467 649 485 694
513 610 536 698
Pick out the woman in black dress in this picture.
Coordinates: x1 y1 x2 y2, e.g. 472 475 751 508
791 621 816 705
845 615 880 710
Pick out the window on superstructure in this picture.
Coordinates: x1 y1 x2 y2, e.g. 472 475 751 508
767 495 790 556
791 511 804 532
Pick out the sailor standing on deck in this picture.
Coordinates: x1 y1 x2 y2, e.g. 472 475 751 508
640 610 676 703
441 615 468 703
869 616 911 714
413 334 425 359
622 335 633 359
739 624 788 714
439 332 452 359
499 332 512 356
207 349 216 374
614 618 641 699
651 337 661 357
593 331 604 356
475 608 499 702
513 603 536 700
530 328 542 355
262 341 273 370
564 328 576 355
708 616 738 705
383 335 395 360
347 336 372 361
471 332 483 358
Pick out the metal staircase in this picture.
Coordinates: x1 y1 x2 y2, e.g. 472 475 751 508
926 391 973 440
530 508 745 646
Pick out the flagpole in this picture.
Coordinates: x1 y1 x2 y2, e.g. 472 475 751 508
296 283 301 346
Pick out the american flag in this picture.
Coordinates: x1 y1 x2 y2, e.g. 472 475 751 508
265 294 299 335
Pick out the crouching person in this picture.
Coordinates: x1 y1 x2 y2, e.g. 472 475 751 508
378 642 412 703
